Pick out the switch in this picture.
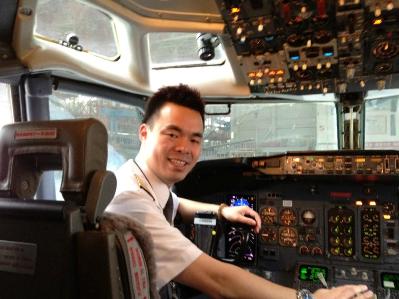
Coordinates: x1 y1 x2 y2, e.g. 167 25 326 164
350 267 358 276
361 272 369 281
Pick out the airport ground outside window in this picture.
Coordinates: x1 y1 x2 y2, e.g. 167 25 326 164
49 90 142 171
365 93 399 150
202 102 338 160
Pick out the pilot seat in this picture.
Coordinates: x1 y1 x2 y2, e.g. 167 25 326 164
0 118 158 298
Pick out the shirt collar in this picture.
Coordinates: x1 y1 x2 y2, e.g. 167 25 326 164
135 153 171 208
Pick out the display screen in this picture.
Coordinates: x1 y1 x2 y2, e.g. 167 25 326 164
298 265 328 282
228 195 256 210
225 194 257 264
381 272 399 290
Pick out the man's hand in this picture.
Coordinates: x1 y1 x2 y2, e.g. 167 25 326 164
221 205 261 233
313 284 375 299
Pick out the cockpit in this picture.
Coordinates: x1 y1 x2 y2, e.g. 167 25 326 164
0 0 399 298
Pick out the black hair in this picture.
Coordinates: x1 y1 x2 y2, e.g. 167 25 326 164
142 84 205 126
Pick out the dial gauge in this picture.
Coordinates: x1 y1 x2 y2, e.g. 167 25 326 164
260 227 278 243
279 227 298 247
301 209 316 225
261 206 277 225
280 208 297 226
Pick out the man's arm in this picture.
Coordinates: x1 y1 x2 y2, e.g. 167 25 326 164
175 253 374 299
178 197 261 232
177 197 219 222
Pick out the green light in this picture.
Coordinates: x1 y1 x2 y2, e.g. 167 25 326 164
299 265 328 282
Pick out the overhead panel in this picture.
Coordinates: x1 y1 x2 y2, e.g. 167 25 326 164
215 0 399 96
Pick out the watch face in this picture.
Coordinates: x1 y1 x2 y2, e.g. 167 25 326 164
305 292 314 299
298 289 314 299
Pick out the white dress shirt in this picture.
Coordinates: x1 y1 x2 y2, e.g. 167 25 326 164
106 157 203 289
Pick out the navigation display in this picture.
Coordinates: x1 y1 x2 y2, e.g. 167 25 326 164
225 194 257 265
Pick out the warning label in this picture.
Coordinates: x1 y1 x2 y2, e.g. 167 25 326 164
0 240 37 275
15 128 57 140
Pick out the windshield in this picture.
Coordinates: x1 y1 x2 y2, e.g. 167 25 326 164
365 89 399 150
48 88 338 164
48 86 399 163
203 102 338 160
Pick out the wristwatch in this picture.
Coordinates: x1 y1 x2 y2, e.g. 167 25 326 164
296 289 314 299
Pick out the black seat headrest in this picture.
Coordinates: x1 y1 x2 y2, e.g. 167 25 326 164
0 118 108 205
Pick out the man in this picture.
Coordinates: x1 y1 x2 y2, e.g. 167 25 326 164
106 85 374 299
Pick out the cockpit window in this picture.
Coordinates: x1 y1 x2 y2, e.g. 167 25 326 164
35 0 119 59
148 33 226 69
365 89 399 150
48 90 142 171
202 102 338 160
0 83 13 128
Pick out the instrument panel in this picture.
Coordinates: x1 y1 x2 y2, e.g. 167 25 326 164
224 185 398 297
177 150 399 298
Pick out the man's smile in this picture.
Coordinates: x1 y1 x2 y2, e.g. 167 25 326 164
169 158 189 168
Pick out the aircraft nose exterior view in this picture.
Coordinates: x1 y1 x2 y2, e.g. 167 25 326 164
0 0 398 298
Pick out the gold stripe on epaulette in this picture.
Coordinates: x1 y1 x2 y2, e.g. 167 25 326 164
134 174 144 188
134 174 156 202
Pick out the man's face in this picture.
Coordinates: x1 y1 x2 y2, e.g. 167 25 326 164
139 102 203 186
